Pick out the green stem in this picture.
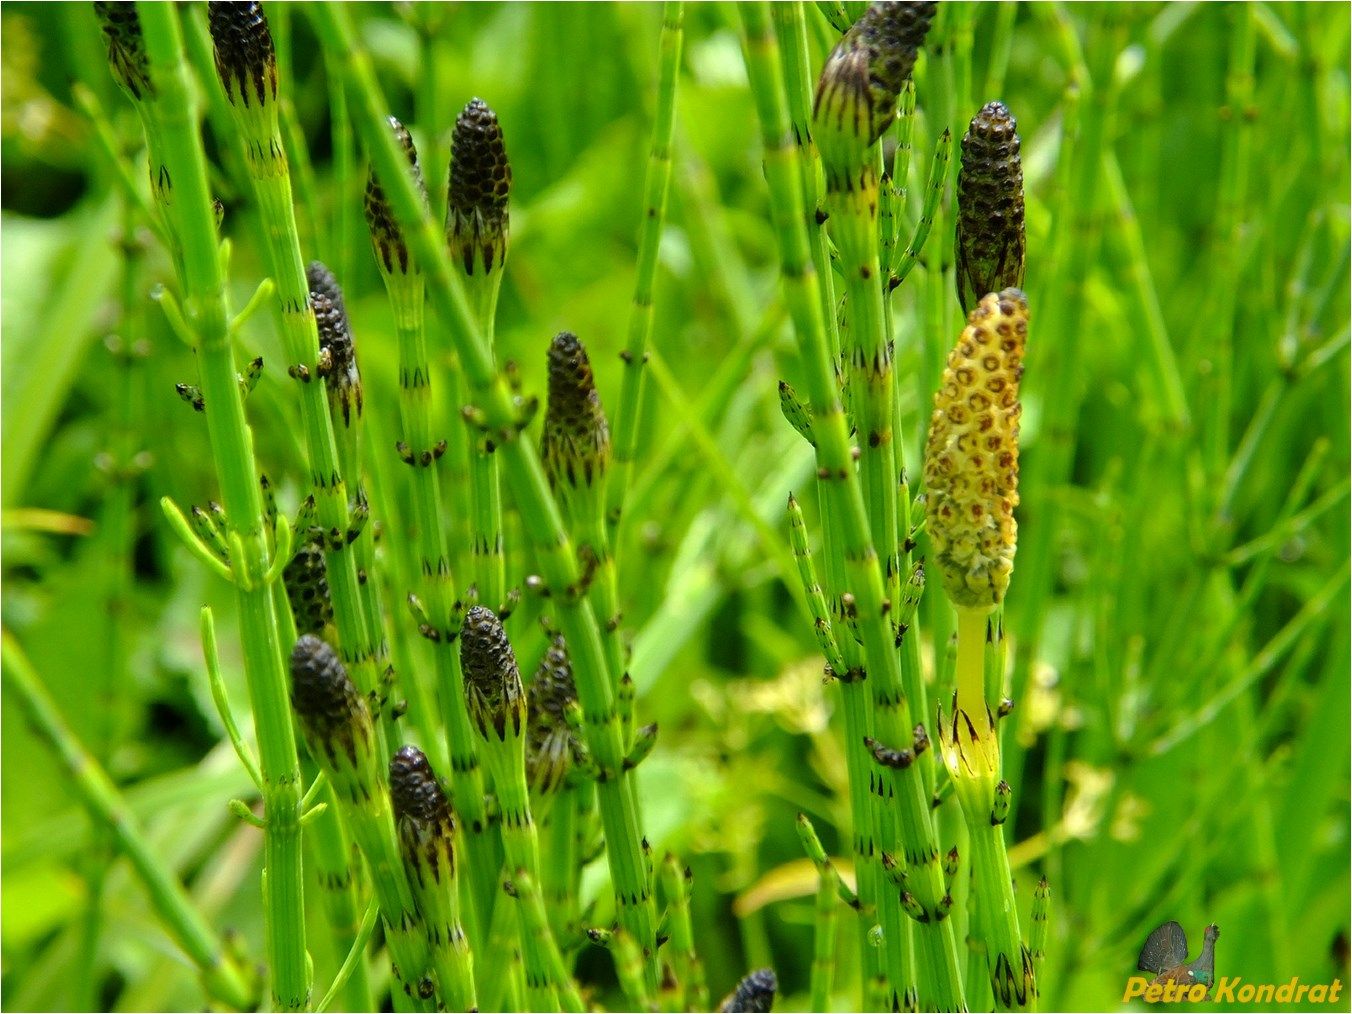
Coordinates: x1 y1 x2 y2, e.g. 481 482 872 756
135 7 309 1007
610 1 684 539
2 632 255 1011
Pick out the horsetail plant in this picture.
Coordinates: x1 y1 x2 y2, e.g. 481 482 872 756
207 2 389 738
364 114 497 936
389 745 477 1013
813 4 967 1009
447 97 510 612
95 5 309 1007
927 289 1036 1009
460 606 567 1012
289 635 437 1011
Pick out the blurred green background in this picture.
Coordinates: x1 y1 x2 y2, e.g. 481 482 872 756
2 3 1348 1011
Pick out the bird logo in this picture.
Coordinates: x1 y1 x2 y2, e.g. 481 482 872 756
1138 921 1221 990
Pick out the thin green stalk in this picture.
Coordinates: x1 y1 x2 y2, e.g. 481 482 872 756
314 10 659 990
123 6 310 1006
659 854 709 1012
507 872 586 1014
2 632 255 1011
609 1 684 538
771 2 842 366
797 815 845 1012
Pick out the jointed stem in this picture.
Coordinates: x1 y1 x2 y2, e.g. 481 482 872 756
134 7 309 1006
610 1 684 539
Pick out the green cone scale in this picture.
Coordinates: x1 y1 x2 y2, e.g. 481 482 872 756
955 101 1026 314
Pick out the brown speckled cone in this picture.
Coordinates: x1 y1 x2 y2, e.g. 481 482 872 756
955 101 1026 314
283 541 332 637
542 332 611 491
923 289 1027 610
306 261 348 323
94 2 151 101
389 745 448 825
364 116 427 276
447 98 511 275
308 264 362 424
389 745 456 886
527 636 580 794
290 634 371 766
720 968 779 1014
459 606 525 741
207 1 276 108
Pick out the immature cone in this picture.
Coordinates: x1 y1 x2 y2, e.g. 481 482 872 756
922 289 1027 611
459 606 526 742
365 116 428 276
207 1 276 109
289 635 375 776
541 332 611 493
283 540 333 637
813 1 936 183
955 101 1026 314
719 968 778 1014
94 2 151 102
307 262 362 425
447 98 511 276
526 636 581 796
389 745 457 887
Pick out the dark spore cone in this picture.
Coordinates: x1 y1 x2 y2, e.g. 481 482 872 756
459 606 526 740
289 634 368 759
955 100 1026 314
364 116 427 276
856 1 936 108
306 261 348 323
307 263 362 424
94 2 151 101
207 1 276 109
527 636 581 794
542 332 611 490
283 540 333 637
813 0 936 156
389 745 450 827
720 968 779 1013
447 97 511 274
